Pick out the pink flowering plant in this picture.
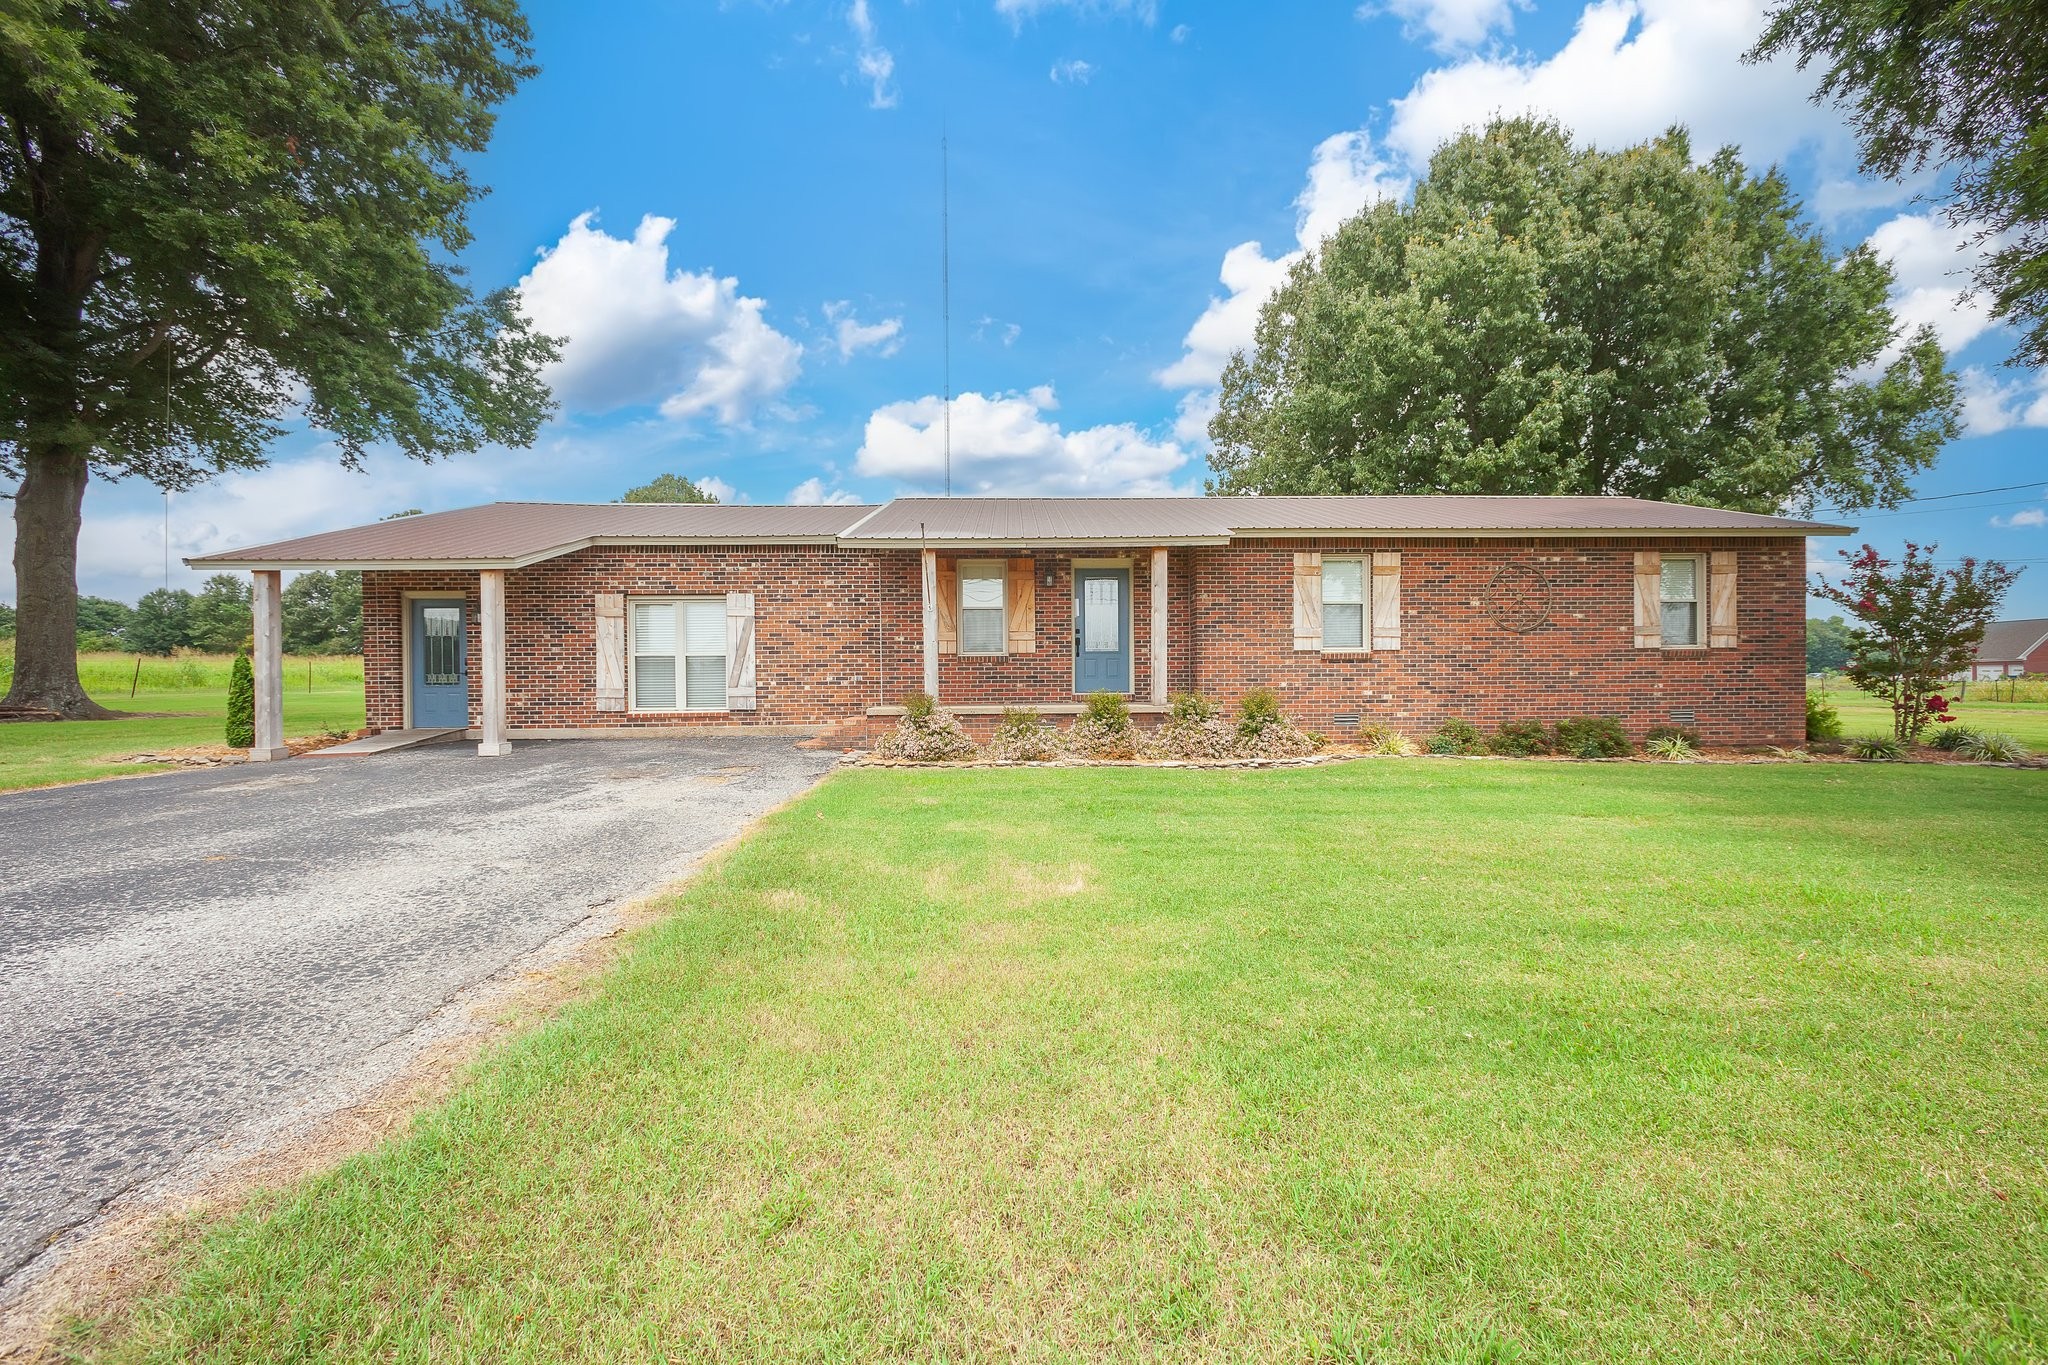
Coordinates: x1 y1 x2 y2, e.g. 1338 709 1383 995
1813 542 2018 743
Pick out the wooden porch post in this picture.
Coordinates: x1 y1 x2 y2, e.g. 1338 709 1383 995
1150 547 1169 707
248 569 288 761
477 568 511 757
920 548 940 697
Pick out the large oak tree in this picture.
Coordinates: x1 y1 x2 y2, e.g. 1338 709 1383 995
1209 118 1959 512
2 0 557 717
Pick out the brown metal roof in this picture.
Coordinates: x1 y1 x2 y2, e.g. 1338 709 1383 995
1976 618 2048 663
187 501 880 568
839 494 1850 544
188 494 1849 568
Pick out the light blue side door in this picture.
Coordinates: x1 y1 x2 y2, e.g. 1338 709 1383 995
1073 568 1132 695
410 598 469 728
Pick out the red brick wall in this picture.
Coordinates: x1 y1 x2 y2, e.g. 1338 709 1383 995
364 536 1808 745
1186 536 1807 745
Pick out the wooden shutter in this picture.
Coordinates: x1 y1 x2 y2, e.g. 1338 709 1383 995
936 560 959 655
594 593 626 712
1293 551 1323 651
1007 558 1036 654
725 591 757 711
1633 551 1663 649
1709 550 1739 648
1371 551 1401 650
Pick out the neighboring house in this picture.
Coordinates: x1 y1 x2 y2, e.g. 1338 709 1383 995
1967 618 2048 680
188 495 1850 758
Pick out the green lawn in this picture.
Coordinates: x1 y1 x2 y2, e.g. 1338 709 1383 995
0 650 364 791
90 762 2046 1363
1813 682 2048 749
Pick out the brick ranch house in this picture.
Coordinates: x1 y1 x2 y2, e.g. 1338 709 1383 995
188 494 1851 759
1965 618 2048 681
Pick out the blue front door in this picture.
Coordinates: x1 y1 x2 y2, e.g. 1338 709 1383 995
410 598 469 728
1074 568 1132 695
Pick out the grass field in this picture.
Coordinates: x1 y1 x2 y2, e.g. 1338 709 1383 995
0 648 365 792
1812 680 2048 749
89 762 2047 1363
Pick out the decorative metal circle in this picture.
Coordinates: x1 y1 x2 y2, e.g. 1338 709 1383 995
1483 561 1553 634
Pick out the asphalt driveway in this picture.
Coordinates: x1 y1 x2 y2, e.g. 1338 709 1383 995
0 736 840 1292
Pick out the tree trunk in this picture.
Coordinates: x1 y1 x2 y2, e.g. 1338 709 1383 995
4 443 116 719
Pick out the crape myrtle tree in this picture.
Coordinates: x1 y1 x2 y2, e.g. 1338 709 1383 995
1210 118 1959 512
1814 542 2018 742
1 1 557 718
620 472 718 504
1752 0 2048 369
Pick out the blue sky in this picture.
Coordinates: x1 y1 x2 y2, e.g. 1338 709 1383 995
20 0 2047 614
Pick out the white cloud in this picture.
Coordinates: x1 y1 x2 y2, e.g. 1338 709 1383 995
974 316 1022 346
695 475 745 504
1865 212 1999 355
1385 0 1851 174
1169 22 1189 42
1050 58 1095 84
848 0 898 109
1362 0 1526 53
518 213 802 426
1993 507 2048 529
787 476 864 506
1156 129 1407 398
856 385 1192 494
1959 367 2048 436
823 301 905 359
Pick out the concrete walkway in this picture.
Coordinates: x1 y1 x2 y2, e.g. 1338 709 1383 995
0 738 840 1294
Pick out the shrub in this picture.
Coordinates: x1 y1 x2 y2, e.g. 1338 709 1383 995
1805 691 1844 742
1925 724 1980 752
1766 745 1816 763
1167 691 1217 724
1644 734 1698 760
985 709 1066 762
1235 686 1287 739
1428 717 1487 756
1068 716 1138 760
1487 719 1552 757
1140 716 1239 761
874 700 977 761
1236 722 1320 759
1847 735 1905 762
224 652 255 748
1957 731 2030 763
1356 722 1414 755
1083 690 1132 732
1645 724 1701 748
1553 715 1631 759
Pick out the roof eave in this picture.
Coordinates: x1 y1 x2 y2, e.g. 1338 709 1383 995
1228 523 1854 538
839 534 1233 549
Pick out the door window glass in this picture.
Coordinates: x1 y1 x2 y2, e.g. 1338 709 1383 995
1082 578 1120 652
422 607 462 684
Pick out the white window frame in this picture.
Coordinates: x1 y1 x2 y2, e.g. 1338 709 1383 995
1321 555 1369 652
1659 553 1706 649
958 559 1008 658
627 596 728 713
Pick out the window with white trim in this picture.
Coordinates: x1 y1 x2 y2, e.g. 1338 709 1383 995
958 560 1007 656
630 598 727 711
1660 555 1704 647
1322 556 1367 650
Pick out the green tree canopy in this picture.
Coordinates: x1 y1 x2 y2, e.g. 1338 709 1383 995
2 0 558 717
124 586 192 655
0 601 13 639
1209 118 1958 512
1752 0 2048 368
282 569 363 654
620 473 718 504
185 572 252 653
75 593 130 638
1806 615 1854 673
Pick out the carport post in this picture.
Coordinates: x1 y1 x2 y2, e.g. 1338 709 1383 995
249 570 289 762
477 568 512 757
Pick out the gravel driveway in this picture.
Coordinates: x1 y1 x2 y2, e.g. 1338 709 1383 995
0 737 839 1293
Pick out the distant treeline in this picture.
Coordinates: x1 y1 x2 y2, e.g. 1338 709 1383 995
0 570 363 656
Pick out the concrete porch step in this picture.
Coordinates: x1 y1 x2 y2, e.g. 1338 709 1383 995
304 727 465 757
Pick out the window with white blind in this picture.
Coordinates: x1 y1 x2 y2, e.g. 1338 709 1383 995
1660 555 1704 647
1321 557 1367 650
958 560 1007 656
630 599 727 711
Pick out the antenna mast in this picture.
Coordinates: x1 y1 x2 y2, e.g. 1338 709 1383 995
942 128 952 498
